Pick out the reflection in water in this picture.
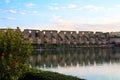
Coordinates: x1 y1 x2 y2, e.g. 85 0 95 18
29 48 120 68
29 48 120 80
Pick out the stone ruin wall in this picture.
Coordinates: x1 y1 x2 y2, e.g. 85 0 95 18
23 29 120 45
0 28 120 45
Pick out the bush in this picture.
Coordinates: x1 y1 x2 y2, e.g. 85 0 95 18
19 71 84 80
0 28 31 80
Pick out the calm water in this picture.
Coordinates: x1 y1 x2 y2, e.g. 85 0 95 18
29 48 120 80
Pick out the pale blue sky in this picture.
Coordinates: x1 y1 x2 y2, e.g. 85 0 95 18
0 0 120 32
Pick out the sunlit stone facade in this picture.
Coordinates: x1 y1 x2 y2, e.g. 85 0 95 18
1 28 120 45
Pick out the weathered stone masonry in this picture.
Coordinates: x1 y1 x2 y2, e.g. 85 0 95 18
23 29 120 46
1 28 120 47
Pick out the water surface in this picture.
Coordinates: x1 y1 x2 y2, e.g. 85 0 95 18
29 48 120 80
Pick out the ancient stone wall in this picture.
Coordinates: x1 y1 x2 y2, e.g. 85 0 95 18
1 28 120 45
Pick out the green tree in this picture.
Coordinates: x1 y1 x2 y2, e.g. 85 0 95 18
0 28 31 80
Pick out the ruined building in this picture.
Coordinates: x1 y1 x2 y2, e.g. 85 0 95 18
23 29 120 46
1 28 120 48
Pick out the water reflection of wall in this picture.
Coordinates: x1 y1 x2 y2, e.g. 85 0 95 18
29 48 120 68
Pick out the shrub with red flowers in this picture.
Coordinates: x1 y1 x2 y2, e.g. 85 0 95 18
0 28 31 80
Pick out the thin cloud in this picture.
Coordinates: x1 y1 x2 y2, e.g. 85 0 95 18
49 15 120 32
5 0 10 3
0 17 16 20
49 17 79 31
33 11 38 14
19 10 26 15
82 5 104 11
48 4 104 11
31 11 41 15
0 9 16 14
51 3 58 6
48 4 77 10
63 4 77 9
116 4 120 8
52 15 61 19
26 3 36 8
48 6 59 10
7 10 17 14
0 9 17 14
0 9 27 15
49 15 62 23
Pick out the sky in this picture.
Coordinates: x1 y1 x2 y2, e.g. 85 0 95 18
0 0 120 32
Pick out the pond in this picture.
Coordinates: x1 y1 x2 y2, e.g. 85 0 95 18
29 48 120 80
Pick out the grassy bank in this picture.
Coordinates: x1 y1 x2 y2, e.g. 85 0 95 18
19 69 85 80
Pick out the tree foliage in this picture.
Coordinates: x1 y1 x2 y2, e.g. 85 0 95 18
0 28 31 80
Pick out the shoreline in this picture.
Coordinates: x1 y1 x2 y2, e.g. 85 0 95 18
19 69 85 80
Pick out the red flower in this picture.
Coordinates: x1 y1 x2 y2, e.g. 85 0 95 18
14 61 17 65
2 53 5 56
